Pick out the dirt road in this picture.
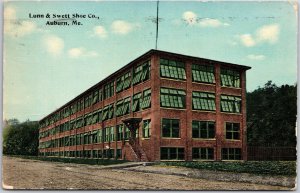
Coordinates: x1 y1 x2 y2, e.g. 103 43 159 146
2 156 289 190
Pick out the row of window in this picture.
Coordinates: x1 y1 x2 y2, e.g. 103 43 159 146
160 87 241 113
39 120 151 148
161 147 242 160
39 147 242 160
39 149 121 159
40 61 151 128
162 119 240 140
39 89 151 138
40 119 239 147
160 58 241 88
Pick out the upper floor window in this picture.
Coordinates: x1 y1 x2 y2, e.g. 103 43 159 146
192 64 215 84
160 87 186 109
132 61 150 85
141 89 151 109
160 58 186 80
116 71 131 93
116 97 131 117
192 91 216 111
220 95 241 113
132 92 142 112
225 122 240 140
220 68 240 88
104 81 114 99
162 118 180 138
192 121 215 139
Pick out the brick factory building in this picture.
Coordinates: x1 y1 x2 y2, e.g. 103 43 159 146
38 49 251 161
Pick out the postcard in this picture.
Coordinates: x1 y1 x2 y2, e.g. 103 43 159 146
2 0 297 190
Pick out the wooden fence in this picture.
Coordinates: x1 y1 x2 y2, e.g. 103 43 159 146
247 146 296 161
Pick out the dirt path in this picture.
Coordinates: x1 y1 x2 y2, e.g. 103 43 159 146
2 156 290 190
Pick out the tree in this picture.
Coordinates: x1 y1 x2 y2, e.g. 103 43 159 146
247 81 297 147
3 119 39 156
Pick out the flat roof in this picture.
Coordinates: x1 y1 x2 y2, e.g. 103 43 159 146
40 49 251 122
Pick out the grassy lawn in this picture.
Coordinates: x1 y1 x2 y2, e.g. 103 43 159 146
8 155 128 165
157 161 296 176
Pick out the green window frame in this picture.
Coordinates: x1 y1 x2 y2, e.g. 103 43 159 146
220 95 241 113
162 118 180 138
192 64 215 83
225 122 240 140
160 58 186 80
104 127 110 142
117 124 124 141
124 127 130 140
132 92 142 112
220 68 240 88
141 89 151 109
160 87 186 109
104 81 114 99
92 130 98 143
192 148 214 160
110 126 115 142
116 99 124 117
143 119 151 138
192 121 215 139
92 90 99 104
116 71 131 93
98 129 103 143
160 147 184 160
222 148 242 160
108 103 114 119
92 111 98 124
102 106 109 121
132 61 150 85
192 91 216 111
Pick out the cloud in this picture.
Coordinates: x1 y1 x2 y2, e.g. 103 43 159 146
182 11 197 25
111 20 140 35
247 54 266 60
198 18 229 27
239 34 256 47
44 35 64 56
68 47 98 58
238 24 280 47
182 11 229 28
93 26 107 38
4 7 37 37
255 24 280 44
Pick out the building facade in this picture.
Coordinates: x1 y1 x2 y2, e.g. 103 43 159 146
38 50 251 161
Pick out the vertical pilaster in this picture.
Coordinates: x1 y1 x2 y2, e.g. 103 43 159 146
215 64 222 161
185 60 193 161
150 54 161 161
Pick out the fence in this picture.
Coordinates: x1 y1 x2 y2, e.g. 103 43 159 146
247 146 296 161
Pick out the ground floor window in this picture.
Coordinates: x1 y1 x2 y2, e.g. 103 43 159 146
222 148 242 160
160 147 184 160
103 149 114 159
116 149 122 159
192 148 214 160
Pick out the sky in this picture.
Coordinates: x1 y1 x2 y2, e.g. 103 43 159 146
3 1 298 122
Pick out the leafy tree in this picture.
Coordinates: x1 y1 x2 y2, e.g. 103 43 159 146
247 81 297 147
3 119 39 156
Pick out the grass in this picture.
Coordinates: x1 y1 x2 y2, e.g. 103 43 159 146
8 155 128 166
157 161 296 176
